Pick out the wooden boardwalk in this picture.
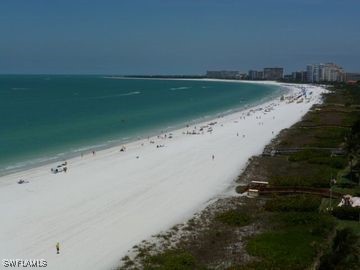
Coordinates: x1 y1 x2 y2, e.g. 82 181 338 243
263 147 345 157
257 186 342 198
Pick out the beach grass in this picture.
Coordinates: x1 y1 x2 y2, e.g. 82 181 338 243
232 83 360 270
143 250 205 270
215 209 252 227
278 126 348 148
245 227 323 270
264 195 322 212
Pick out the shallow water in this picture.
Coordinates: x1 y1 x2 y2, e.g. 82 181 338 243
0 75 280 175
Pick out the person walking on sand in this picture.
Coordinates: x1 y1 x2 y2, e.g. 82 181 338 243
56 242 60 254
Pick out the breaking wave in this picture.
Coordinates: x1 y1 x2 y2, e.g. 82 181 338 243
170 86 190 91
90 91 141 100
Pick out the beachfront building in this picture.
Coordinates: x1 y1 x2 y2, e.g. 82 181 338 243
306 63 345 83
248 68 283 81
283 74 293 81
263 67 284 80
291 71 307 82
307 65 314 82
248 70 264 80
206 70 244 80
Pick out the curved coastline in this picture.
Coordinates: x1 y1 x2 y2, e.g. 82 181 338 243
0 79 284 177
0 81 326 270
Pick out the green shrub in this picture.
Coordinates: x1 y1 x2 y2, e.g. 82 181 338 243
319 228 360 270
144 250 204 270
246 228 321 270
308 156 347 169
288 149 329 162
276 212 335 236
314 127 348 147
337 181 356 189
265 195 321 212
332 206 360 221
216 210 251 227
270 175 330 188
270 164 337 188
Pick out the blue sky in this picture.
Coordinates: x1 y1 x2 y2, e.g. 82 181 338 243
1 0 359 74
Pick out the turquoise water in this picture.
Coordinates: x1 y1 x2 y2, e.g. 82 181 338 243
0 75 281 175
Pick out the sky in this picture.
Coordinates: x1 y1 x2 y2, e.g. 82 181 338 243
0 0 359 74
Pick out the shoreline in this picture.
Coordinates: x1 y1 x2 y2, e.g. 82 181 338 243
0 83 326 270
122 83 360 270
104 76 281 85
0 79 285 178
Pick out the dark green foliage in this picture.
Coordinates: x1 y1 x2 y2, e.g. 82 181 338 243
288 149 329 162
345 124 360 155
280 127 347 148
278 211 333 226
308 156 347 169
342 111 360 126
246 228 321 270
314 127 347 142
343 170 360 184
216 210 251 227
289 149 347 169
332 206 360 221
337 180 356 189
270 165 337 188
319 228 360 270
144 250 205 270
277 212 335 237
264 195 321 212
242 211 336 270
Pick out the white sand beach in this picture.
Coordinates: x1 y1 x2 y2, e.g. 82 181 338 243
0 82 326 270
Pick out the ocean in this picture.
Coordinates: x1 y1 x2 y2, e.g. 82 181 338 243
0 75 282 175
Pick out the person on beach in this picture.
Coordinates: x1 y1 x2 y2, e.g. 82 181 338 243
56 242 60 254
92 151 96 156
212 154 215 160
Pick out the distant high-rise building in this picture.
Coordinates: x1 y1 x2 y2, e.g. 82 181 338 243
306 65 314 83
313 65 320 82
263 68 284 80
292 71 307 82
248 70 257 80
248 70 264 80
306 63 344 83
283 74 293 81
258 71 264 80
